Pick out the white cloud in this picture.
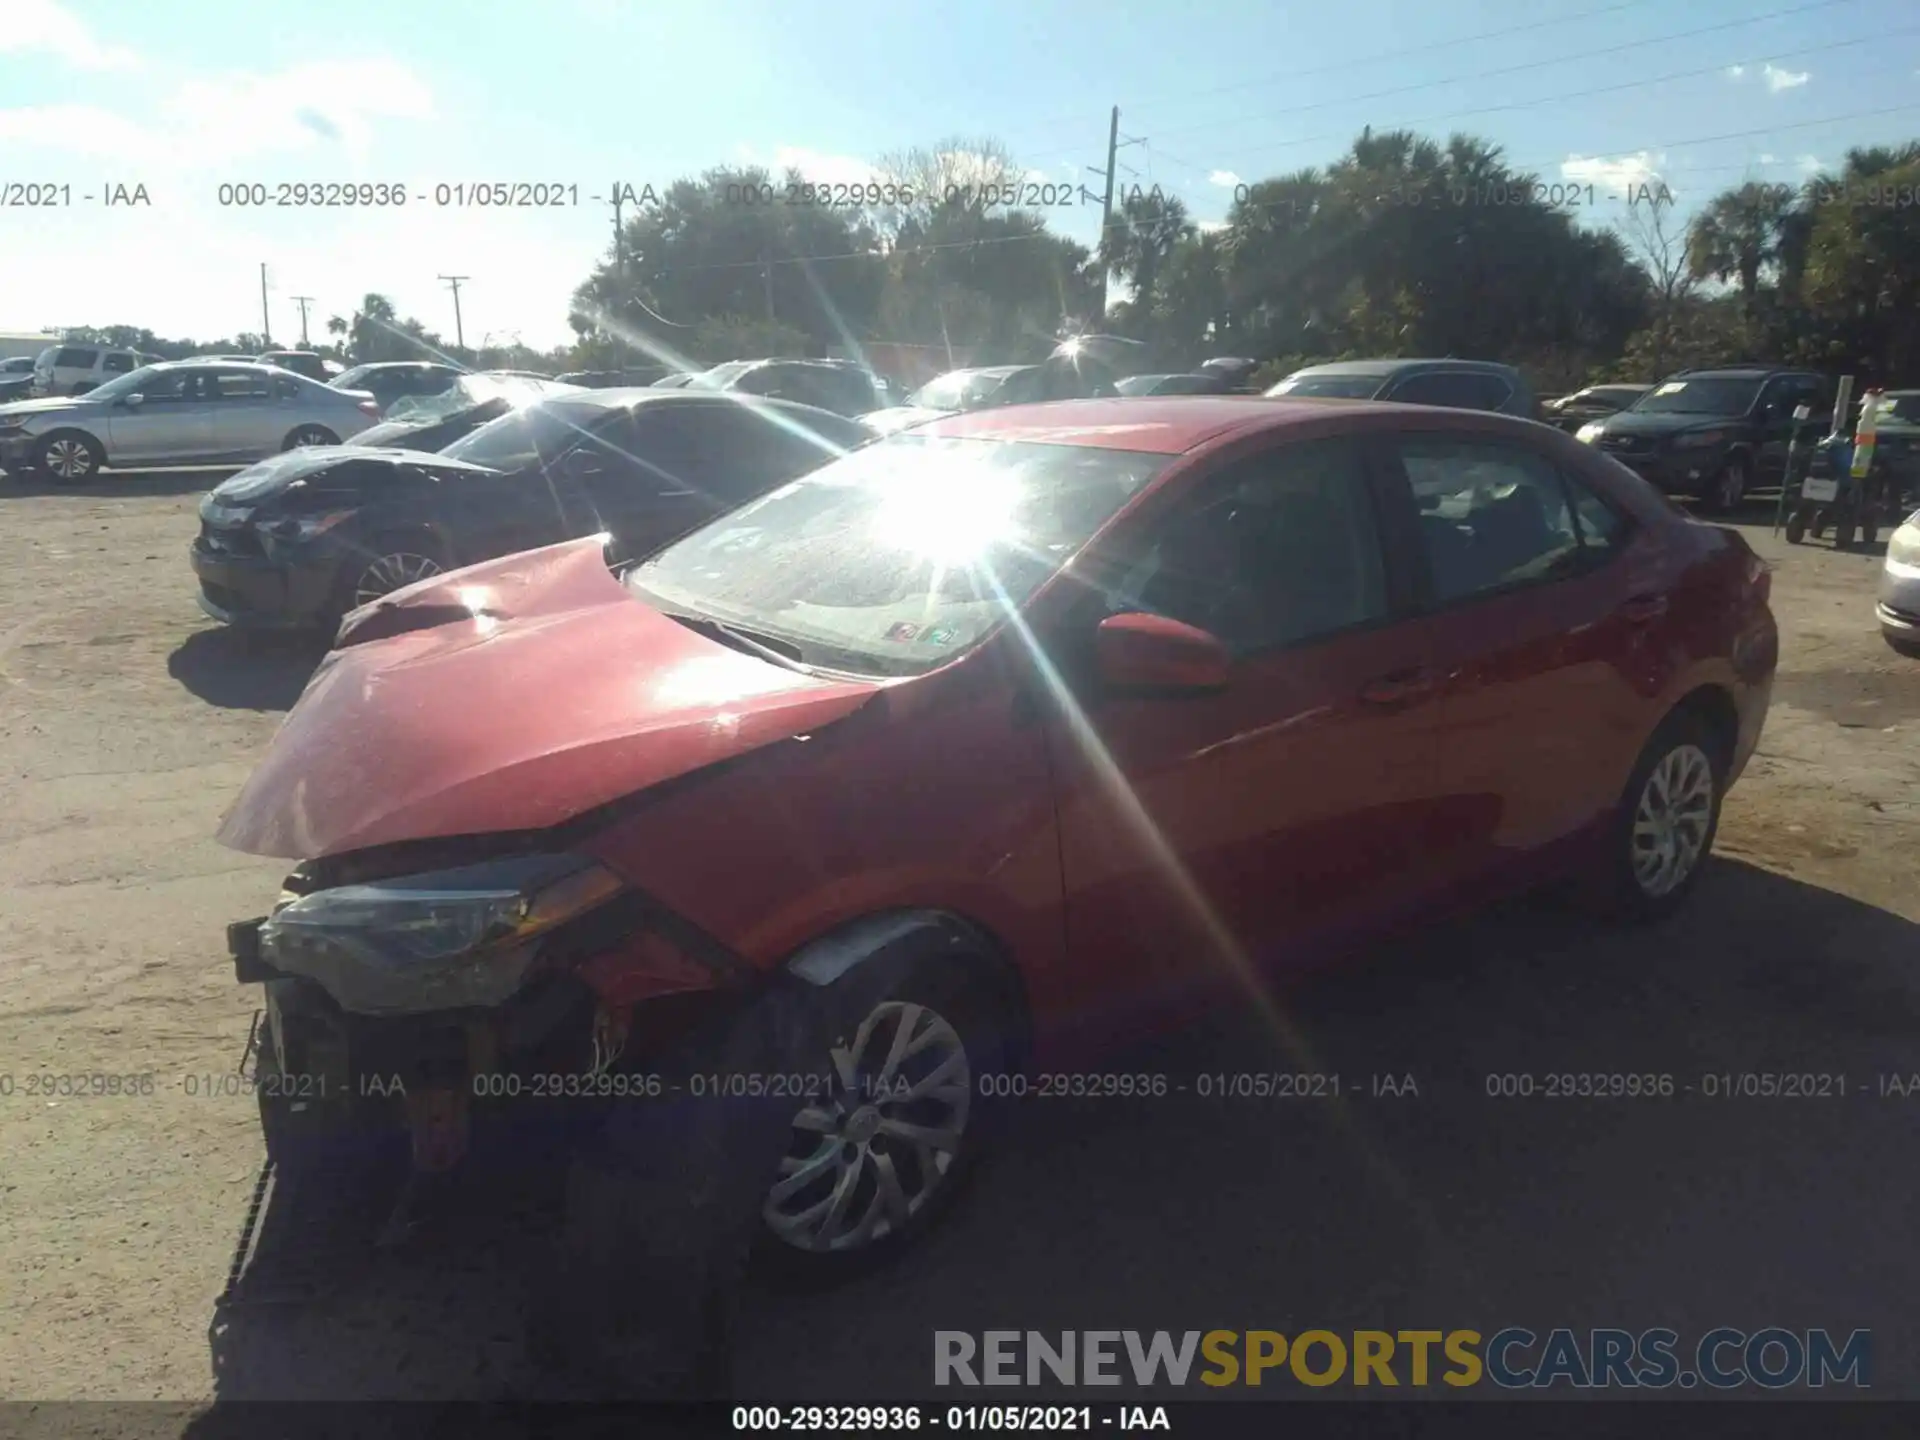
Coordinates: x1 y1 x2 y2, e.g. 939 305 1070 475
1560 150 1667 190
160 60 436 164
1797 153 1826 174
1758 152 1778 165
0 105 157 161
1197 219 1229 233
734 144 878 186
1208 170 1243 188
0 0 141 71
1725 65 1747 80
1763 62 1810 92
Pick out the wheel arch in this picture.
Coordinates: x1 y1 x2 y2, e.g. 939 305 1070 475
782 908 1033 1067
1665 682 1740 771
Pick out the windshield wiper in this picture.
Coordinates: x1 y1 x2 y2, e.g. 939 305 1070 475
658 609 814 674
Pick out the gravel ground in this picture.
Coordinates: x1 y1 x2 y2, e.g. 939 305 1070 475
0 469 1915 1407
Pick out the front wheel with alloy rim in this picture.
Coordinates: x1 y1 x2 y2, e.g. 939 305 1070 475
349 545 445 608
757 946 1014 1286
283 425 338 449
1708 457 1748 513
1591 710 1727 922
35 429 105 483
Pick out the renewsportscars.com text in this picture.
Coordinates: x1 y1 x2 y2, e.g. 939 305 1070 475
934 1328 1872 1390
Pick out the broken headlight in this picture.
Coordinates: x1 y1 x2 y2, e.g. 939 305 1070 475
258 854 624 1015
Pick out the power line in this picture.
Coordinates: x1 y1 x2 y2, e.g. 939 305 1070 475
998 0 1863 155
1140 40 1920 190
1143 0 1873 147
999 0 1671 146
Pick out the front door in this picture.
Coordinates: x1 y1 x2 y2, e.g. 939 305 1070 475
104 368 213 464
1045 436 1454 1038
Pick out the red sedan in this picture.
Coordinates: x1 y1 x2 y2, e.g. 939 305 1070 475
219 395 1776 1285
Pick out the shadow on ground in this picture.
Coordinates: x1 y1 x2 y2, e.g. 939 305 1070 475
198 858 1920 1408
0 465 240 499
168 627 325 711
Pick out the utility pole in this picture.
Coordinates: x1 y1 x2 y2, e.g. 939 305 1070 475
1084 107 1144 320
762 254 775 323
259 263 272 345
612 188 625 277
291 295 313 347
439 275 469 351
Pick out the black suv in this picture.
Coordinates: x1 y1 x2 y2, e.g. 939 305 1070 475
1574 366 1831 512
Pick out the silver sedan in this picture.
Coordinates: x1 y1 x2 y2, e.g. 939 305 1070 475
0 360 381 482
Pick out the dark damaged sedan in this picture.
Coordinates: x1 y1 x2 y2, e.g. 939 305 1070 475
190 389 876 631
351 372 583 454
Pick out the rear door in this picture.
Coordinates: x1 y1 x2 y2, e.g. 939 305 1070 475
1046 435 1458 1029
202 366 284 460
1385 369 1515 414
1381 430 1653 888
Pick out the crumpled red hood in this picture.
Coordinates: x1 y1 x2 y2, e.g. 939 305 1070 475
217 537 879 859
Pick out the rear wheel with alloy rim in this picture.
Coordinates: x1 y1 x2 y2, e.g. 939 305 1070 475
1591 709 1727 921
35 429 105 483
283 424 338 449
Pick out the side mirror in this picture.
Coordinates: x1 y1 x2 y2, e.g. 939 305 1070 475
1095 611 1231 694
122 392 145 408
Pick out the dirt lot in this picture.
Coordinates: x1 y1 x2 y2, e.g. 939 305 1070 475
1 470 1916 1406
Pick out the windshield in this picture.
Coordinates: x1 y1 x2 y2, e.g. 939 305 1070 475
907 370 1010 411
1267 373 1388 399
1877 394 1920 425
1631 378 1763 416
85 366 167 402
626 434 1169 677
440 399 608 469
384 374 554 423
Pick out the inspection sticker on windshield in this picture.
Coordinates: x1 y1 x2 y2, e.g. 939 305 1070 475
922 626 957 646
884 621 921 642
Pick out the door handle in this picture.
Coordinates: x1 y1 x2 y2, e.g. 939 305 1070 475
1618 593 1669 624
1359 668 1436 706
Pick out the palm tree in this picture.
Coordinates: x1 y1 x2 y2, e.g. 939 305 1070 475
1686 183 1796 320
1099 191 1194 307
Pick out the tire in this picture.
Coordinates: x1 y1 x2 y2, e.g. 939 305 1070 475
338 532 450 613
753 938 1016 1288
1784 507 1808 544
1587 709 1727 923
538 934 1017 1397
34 429 105 484
282 424 339 450
1886 633 1920 660
1706 456 1748 514
1834 514 1858 549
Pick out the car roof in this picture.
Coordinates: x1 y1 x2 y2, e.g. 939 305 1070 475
918 395 1539 453
545 388 872 423
1674 367 1806 380
1289 357 1520 378
150 358 281 373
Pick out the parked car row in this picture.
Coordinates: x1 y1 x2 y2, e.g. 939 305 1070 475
25 344 344 398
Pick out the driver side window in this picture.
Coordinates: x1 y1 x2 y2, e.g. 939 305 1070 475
1106 439 1390 655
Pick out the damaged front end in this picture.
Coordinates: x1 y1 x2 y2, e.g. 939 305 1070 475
229 833 753 1182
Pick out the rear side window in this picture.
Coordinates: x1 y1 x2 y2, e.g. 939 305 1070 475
273 375 302 400
1390 370 1513 411
101 352 135 374
1399 439 1584 602
1564 471 1631 555
56 347 98 368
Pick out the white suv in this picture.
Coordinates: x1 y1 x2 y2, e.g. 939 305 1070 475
33 344 153 397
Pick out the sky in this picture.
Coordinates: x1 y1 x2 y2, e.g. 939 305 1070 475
3 0 1918 351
